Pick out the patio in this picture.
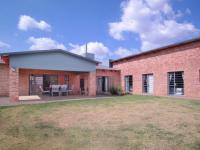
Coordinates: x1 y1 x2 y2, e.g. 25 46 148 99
0 95 111 106
20 68 91 95
6 68 97 102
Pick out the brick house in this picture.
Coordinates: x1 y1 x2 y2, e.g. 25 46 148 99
0 49 120 101
0 38 200 102
110 38 200 99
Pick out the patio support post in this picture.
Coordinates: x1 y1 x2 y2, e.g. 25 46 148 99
88 71 96 96
9 67 19 102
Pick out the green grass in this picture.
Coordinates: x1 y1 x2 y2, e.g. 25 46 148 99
0 95 200 150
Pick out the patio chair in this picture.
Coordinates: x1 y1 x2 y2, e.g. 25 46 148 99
60 84 68 96
51 85 60 96
68 85 74 95
39 86 50 95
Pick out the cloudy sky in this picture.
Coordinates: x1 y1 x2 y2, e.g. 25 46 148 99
0 0 199 64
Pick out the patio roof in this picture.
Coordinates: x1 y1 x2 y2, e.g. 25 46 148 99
0 49 99 64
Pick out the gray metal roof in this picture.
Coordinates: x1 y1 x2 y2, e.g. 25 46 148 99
111 37 200 63
0 49 100 64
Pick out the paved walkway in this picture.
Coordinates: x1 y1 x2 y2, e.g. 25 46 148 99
0 96 113 106
0 97 11 106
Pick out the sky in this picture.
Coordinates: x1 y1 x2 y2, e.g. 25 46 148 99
0 0 200 65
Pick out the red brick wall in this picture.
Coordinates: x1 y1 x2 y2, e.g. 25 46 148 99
88 71 96 96
9 68 19 101
0 64 9 96
96 69 121 88
112 41 200 99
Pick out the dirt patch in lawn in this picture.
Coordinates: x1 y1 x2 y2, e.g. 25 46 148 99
41 101 200 134
38 100 200 149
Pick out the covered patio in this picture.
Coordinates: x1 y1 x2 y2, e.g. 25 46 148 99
0 49 98 102
19 68 94 96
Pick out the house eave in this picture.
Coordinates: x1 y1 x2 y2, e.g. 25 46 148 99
0 49 100 64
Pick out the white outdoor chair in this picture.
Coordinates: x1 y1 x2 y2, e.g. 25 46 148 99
51 85 60 96
61 84 68 96
68 85 74 95
39 86 50 95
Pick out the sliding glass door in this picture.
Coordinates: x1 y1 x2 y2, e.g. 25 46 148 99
29 74 58 95
29 75 43 95
96 76 109 94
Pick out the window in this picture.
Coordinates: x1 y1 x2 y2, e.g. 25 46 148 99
168 71 184 95
142 74 154 94
125 75 133 93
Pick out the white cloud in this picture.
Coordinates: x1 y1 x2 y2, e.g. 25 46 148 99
0 41 10 49
114 47 132 57
69 42 111 65
109 0 200 50
28 37 66 50
18 15 51 31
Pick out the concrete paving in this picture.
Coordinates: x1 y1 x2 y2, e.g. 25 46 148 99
0 95 113 106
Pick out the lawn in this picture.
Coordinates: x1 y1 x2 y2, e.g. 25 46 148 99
0 95 200 150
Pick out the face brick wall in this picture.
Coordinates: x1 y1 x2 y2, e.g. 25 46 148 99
9 68 19 101
0 64 9 96
88 71 96 96
112 41 200 99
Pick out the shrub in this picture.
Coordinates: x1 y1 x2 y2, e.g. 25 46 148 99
117 86 123 95
110 86 118 95
109 86 124 96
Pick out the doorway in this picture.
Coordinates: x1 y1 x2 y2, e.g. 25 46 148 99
80 79 85 91
143 74 154 94
29 75 43 95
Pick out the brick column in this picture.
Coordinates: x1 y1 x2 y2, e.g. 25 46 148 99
9 67 19 102
88 71 96 96
74 74 80 94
